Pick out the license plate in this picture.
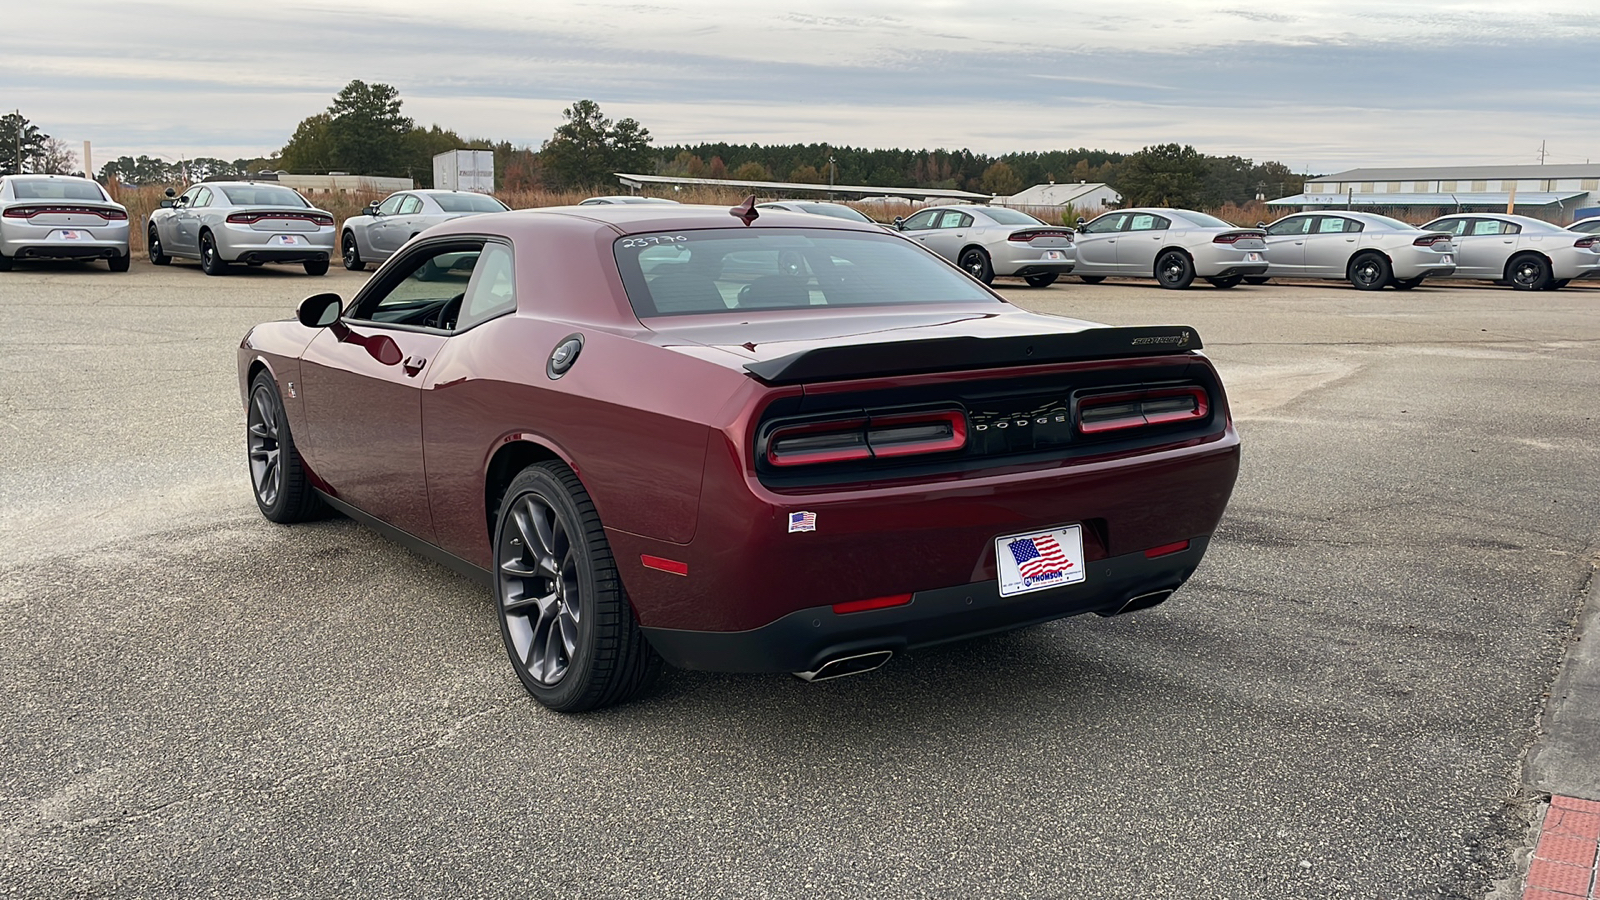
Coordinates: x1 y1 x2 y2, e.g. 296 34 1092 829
271 234 305 246
1246 251 1263 262
995 524 1087 597
1441 255 1454 265
52 230 86 241
1044 250 1064 260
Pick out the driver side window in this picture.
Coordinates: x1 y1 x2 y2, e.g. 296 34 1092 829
378 194 406 216
349 244 484 329
902 210 939 231
1266 217 1310 236
1080 214 1127 234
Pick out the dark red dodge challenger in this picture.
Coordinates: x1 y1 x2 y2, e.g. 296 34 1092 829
238 200 1240 712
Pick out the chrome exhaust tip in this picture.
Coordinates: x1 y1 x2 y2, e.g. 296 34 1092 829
1116 589 1174 615
793 650 894 683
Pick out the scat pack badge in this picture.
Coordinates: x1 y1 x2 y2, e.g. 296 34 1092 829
788 511 817 533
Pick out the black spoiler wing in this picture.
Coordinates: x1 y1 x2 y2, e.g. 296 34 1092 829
743 325 1203 385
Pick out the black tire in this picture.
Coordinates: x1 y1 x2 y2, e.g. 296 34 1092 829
0 252 11 272
1507 254 1554 291
1205 275 1242 289
1243 276 1270 285
247 371 325 523
148 225 171 265
1078 275 1106 284
494 462 661 713
199 231 228 276
108 254 130 272
304 258 330 276
1391 276 1424 291
958 247 994 285
342 231 364 271
1548 278 1571 291
1023 272 1058 288
1154 250 1195 289
1348 252 1391 291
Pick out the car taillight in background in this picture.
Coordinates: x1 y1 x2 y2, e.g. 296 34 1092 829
1212 231 1265 244
2 205 126 220
1007 229 1074 243
227 212 335 226
765 409 967 467
1077 386 1209 435
1574 236 1599 250
1414 234 1453 247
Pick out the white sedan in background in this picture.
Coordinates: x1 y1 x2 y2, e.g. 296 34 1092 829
1071 208 1267 289
894 205 1075 287
1262 212 1456 290
1420 213 1600 290
341 189 509 270
0 174 130 272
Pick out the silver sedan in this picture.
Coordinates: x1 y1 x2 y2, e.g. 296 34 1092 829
149 181 335 276
341 189 510 270
756 201 878 224
0 174 130 272
1420 213 1600 290
893 205 1075 287
1262 211 1456 290
1568 216 1600 235
1071 208 1267 289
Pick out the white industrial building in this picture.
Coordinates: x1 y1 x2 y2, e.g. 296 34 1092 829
1269 164 1600 223
270 173 413 194
997 182 1122 212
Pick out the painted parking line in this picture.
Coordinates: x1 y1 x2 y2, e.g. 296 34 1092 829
1525 795 1600 899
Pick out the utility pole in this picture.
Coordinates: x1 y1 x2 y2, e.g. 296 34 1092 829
1538 140 1547 165
14 109 21 175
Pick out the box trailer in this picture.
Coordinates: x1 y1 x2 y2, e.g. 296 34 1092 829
433 149 495 193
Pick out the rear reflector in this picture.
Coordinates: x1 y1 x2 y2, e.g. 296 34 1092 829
1213 231 1264 244
833 593 913 614
1144 540 1191 558
1078 386 1208 434
766 409 966 467
640 555 689 576
1414 234 1452 247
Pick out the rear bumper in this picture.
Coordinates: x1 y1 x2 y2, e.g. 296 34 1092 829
642 538 1210 672
1391 246 1457 279
1209 264 1268 278
233 249 330 264
2 223 129 260
217 223 335 263
992 246 1077 277
5 243 126 260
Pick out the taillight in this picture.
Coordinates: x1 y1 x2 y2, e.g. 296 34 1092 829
227 212 334 226
1414 234 1452 247
1213 231 1264 244
1007 229 1074 242
2 205 124 219
765 409 967 467
1 207 29 218
1077 386 1208 434
102 209 127 220
1575 236 1598 249
227 213 260 224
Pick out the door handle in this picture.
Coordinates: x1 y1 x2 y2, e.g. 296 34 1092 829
1345 238 1356 242
403 356 427 376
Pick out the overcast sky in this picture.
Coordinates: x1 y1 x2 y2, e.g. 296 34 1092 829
4 0 1597 177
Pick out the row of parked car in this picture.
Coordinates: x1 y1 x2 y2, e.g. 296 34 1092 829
4 173 1598 291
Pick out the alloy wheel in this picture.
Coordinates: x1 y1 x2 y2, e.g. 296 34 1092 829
247 385 282 507
1353 259 1382 287
498 493 582 686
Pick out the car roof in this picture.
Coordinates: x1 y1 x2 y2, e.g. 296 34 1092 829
427 202 888 240
3 173 98 183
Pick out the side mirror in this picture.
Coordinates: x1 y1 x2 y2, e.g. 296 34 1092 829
297 292 343 328
892 216 905 230
363 203 380 216
1075 217 1086 227
159 199 175 208
1256 221 1267 228
164 187 176 198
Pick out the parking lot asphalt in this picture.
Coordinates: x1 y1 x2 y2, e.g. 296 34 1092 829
2 259 1597 899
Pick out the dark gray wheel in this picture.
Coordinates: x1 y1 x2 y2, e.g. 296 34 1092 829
1205 275 1242 289
247 371 324 523
1243 276 1270 285
148 225 170 265
1155 250 1195 289
342 231 364 271
1023 272 1058 288
495 462 661 712
958 247 994 284
1508 254 1553 291
1391 276 1424 291
200 231 228 276
1348 252 1391 290
1078 274 1106 284
304 258 329 276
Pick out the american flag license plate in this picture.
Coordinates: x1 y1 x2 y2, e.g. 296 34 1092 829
996 524 1086 597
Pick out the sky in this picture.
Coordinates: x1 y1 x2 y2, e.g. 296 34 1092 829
3 0 1598 178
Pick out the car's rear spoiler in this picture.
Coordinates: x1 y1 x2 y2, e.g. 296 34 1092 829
743 325 1204 385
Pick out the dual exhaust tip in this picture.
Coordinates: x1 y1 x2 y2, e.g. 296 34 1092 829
794 650 894 683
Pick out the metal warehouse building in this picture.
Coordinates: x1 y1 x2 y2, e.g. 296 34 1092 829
1270 164 1600 223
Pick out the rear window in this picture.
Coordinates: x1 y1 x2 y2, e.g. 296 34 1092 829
1173 211 1235 229
982 208 1046 226
218 185 309 207
614 228 999 316
1361 213 1416 231
433 193 508 213
797 203 875 223
11 179 107 201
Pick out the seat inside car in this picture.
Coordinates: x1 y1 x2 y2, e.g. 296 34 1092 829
738 274 809 308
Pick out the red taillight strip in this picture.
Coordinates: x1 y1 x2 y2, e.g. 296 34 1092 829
833 593 912 614
765 416 872 467
765 409 967 467
1574 236 1598 249
3 205 125 219
640 555 689 576
1413 233 1452 247
1213 231 1264 244
1144 540 1191 559
1008 229 1074 242
1077 386 1209 435
865 409 968 458
227 211 334 225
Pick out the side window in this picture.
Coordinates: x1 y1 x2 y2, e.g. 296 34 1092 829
455 243 516 331
1471 219 1512 235
1316 217 1350 234
397 195 424 215
901 210 938 231
1343 218 1365 233
937 210 966 229
350 244 483 328
1266 217 1309 236
1127 214 1169 232
378 194 405 216
179 187 203 207
1081 213 1126 234
193 187 213 208
1429 219 1468 236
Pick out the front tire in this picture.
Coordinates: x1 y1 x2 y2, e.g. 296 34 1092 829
1155 250 1195 289
199 232 228 276
495 462 661 712
148 225 171 265
1023 272 1058 288
1078 275 1106 284
1508 254 1554 291
342 231 364 271
1205 275 1242 289
958 247 994 285
304 258 329 276
1348 252 1391 291
247 371 324 523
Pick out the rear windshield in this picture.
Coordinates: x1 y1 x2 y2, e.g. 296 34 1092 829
1173 211 1236 229
218 185 309 207
982 208 1046 225
796 203 875 223
614 228 999 316
11 179 107 201
433 192 508 213
1361 213 1417 230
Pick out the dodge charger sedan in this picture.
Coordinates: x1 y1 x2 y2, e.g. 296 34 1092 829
894 205 1076 287
1570 217 1600 235
1262 211 1456 290
341 189 510 270
1071 208 1267 289
239 200 1240 712
0 174 130 271
1419 213 1600 290
150 181 335 276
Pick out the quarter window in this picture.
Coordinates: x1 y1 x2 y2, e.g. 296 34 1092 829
455 243 516 331
378 194 406 216
397 195 424 215
194 188 213 208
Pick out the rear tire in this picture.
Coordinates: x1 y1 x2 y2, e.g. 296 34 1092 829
108 254 130 272
304 258 330 276
1205 275 1242 289
148 225 171 265
0 252 12 272
1548 278 1571 291
1155 250 1195 289
494 462 662 712
1078 275 1106 284
1348 252 1391 290
199 231 228 276
1243 276 1270 285
342 231 364 271
1508 254 1554 291
958 247 994 285
1023 272 1058 288
1391 276 1424 291
247 371 324 523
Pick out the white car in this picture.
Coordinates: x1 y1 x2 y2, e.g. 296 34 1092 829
0 174 130 272
1262 211 1456 290
1564 216 1599 235
342 190 510 270
1071 208 1267 289
149 181 335 276
1420 213 1600 290
894 205 1076 287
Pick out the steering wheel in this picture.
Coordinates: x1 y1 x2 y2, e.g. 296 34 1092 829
429 293 465 330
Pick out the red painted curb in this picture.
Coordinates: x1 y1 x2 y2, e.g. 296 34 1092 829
1525 796 1600 899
